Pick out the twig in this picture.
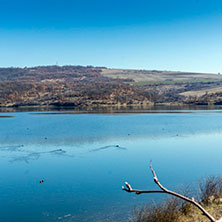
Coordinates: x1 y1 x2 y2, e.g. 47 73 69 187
122 161 220 222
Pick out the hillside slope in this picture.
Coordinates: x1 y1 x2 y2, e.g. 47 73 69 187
1 65 222 108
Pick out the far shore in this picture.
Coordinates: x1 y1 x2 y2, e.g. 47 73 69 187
1 104 222 114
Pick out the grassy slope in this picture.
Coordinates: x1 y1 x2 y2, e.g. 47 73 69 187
102 68 222 103
179 201 222 222
101 68 222 83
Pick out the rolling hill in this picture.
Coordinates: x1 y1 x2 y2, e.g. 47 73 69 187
1 65 222 108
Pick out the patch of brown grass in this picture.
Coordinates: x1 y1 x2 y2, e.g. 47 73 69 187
132 176 222 222
198 176 222 205
132 198 182 222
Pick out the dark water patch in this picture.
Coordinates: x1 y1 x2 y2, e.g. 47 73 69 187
0 115 14 118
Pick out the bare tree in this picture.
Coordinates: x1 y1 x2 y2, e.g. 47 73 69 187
122 162 222 222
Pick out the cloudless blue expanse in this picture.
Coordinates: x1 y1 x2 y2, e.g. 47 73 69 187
0 0 221 73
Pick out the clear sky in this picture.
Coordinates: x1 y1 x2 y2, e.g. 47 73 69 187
0 0 221 73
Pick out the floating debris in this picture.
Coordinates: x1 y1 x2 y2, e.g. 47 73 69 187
89 145 127 152
48 149 66 155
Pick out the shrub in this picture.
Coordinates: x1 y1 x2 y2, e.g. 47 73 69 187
132 198 182 222
198 176 222 205
131 176 222 222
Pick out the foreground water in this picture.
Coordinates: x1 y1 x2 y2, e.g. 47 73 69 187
1 110 222 222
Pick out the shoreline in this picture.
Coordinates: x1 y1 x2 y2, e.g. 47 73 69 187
1 103 222 113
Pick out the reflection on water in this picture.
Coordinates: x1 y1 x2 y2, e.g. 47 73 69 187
1 111 222 222
1 104 222 113
10 148 70 163
0 144 71 163
0 144 24 152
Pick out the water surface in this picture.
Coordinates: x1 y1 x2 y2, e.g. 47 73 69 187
1 110 222 222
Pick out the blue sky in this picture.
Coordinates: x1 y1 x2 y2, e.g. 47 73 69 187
0 0 221 73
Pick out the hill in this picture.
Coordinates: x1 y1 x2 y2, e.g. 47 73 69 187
1 65 222 108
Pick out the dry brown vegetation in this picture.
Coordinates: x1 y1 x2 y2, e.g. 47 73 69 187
1 65 222 108
129 176 222 222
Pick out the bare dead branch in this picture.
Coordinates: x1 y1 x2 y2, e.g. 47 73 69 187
122 182 165 195
122 161 222 222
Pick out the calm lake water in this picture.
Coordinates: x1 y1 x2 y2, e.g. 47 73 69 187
1 110 222 222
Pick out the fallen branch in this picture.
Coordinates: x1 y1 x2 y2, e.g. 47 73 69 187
122 161 222 222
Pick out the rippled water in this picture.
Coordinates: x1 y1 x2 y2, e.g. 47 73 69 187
1 110 222 222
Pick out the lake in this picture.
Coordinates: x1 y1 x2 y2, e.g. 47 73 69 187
1 110 222 222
